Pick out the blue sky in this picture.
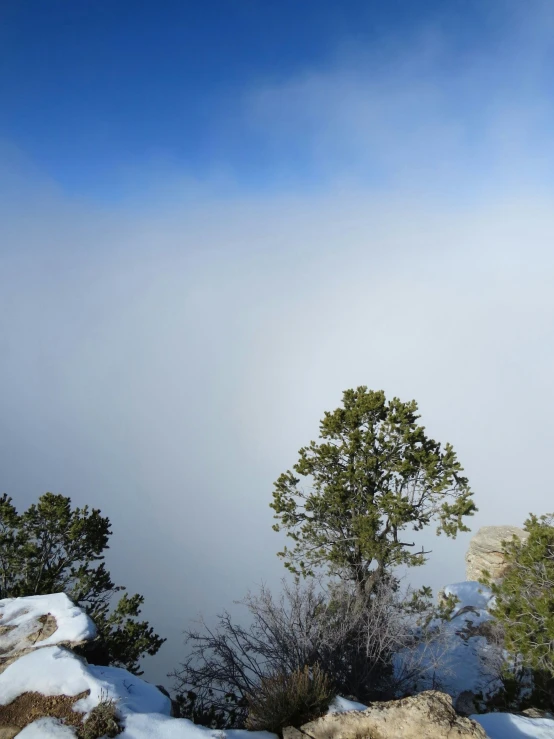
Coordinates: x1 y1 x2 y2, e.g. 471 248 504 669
2 1 554 687
2 0 548 198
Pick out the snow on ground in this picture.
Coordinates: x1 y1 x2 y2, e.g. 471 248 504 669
17 718 78 738
395 580 504 702
328 696 368 713
0 593 96 652
0 640 276 739
473 713 554 738
120 716 277 739
120 712 219 739
433 581 504 701
0 645 170 717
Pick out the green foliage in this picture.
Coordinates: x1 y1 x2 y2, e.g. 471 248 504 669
91 592 166 675
271 387 476 594
484 513 554 696
245 664 334 734
0 493 26 596
403 585 459 626
0 492 165 675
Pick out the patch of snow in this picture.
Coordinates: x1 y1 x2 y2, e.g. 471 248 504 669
444 582 493 612
120 713 215 739
0 645 171 716
394 580 502 703
119 716 279 739
0 644 277 739
328 696 368 713
0 593 96 648
227 730 277 739
76 663 171 716
0 647 95 706
17 717 78 738
120 715 280 739
473 712 554 738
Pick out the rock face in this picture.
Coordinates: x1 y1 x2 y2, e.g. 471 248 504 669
284 691 487 739
465 525 529 582
455 690 479 717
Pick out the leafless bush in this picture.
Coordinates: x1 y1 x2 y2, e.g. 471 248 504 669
171 578 451 728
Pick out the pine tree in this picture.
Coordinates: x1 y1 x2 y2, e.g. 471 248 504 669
0 492 165 675
485 513 554 679
271 387 476 594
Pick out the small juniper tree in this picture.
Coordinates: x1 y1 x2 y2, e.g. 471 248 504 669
483 513 554 707
0 492 165 675
271 388 476 595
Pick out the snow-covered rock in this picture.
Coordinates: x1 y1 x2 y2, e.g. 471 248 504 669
0 593 96 675
0 646 170 715
0 638 271 738
0 593 276 738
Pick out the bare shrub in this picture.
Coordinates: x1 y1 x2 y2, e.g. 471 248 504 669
171 578 450 728
79 691 122 739
246 664 334 733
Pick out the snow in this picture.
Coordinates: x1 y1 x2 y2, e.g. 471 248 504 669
17 718 78 738
0 642 273 739
328 696 368 713
473 712 554 738
227 730 276 739
79 663 172 716
0 645 171 716
394 580 503 701
0 592 96 650
120 713 215 739
0 647 93 706
444 581 494 612
119 716 277 739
